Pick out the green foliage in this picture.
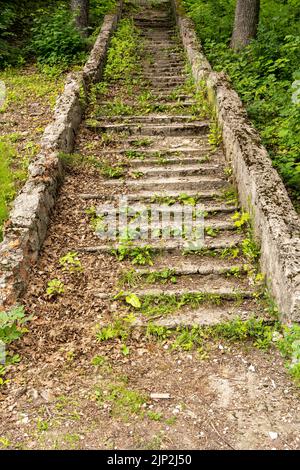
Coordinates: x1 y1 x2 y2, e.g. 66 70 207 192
183 0 300 208
112 243 154 266
59 251 83 273
0 306 31 345
277 324 300 382
114 291 142 309
95 383 146 417
46 279 65 298
0 142 15 240
232 211 251 230
138 292 223 318
104 18 141 82
208 120 222 148
30 6 86 67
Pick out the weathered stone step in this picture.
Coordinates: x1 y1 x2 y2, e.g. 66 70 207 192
75 233 243 254
93 115 199 124
128 156 212 166
143 67 186 75
110 219 235 239
141 301 265 327
135 259 244 277
80 194 237 213
142 75 185 83
131 163 223 177
123 278 254 299
122 189 224 202
154 93 193 102
100 175 227 191
149 61 186 69
99 147 212 158
87 122 209 136
96 284 254 302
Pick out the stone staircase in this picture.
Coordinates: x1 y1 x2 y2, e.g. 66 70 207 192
75 0 266 326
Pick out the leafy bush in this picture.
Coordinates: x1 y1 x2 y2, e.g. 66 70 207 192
182 0 300 208
0 306 31 345
0 142 16 240
104 18 141 82
30 6 86 66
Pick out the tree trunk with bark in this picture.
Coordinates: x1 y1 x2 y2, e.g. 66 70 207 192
71 0 89 36
231 0 260 50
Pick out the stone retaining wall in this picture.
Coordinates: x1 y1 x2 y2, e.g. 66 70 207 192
172 0 300 322
0 2 123 308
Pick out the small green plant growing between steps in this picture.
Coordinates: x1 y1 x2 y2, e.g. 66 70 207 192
104 18 142 83
114 291 142 309
232 211 251 230
208 120 222 149
59 252 83 273
111 243 154 266
101 163 125 179
85 206 106 232
131 138 153 148
46 279 65 298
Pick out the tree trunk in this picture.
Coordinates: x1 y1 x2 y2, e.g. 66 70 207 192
231 0 260 50
71 0 89 36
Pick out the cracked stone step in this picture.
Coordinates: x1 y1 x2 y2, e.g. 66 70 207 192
120 276 254 298
134 259 244 276
110 189 226 202
75 233 243 253
92 115 201 124
136 301 266 327
130 163 224 177
142 68 186 76
154 93 194 102
127 157 215 167
100 175 228 191
81 199 237 216
96 101 196 110
87 122 209 136
106 220 236 239
95 283 254 302
141 76 186 84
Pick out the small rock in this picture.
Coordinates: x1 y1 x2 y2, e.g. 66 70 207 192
268 431 278 440
150 393 171 400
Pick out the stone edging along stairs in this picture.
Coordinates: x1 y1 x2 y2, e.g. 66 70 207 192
0 0 299 324
171 0 300 322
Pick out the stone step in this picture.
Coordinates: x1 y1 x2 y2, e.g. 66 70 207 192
139 301 265 327
96 283 254 302
99 147 212 158
80 192 236 210
154 93 193 102
93 115 200 124
100 175 227 191
97 219 236 240
130 163 223 177
134 259 244 277
123 278 254 299
127 156 213 166
87 122 209 136
75 233 243 254
118 189 224 202
142 75 186 83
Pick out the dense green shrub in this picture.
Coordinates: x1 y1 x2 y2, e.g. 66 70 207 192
0 0 115 69
30 6 86 66
182 0 300 208
0 142 15 240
